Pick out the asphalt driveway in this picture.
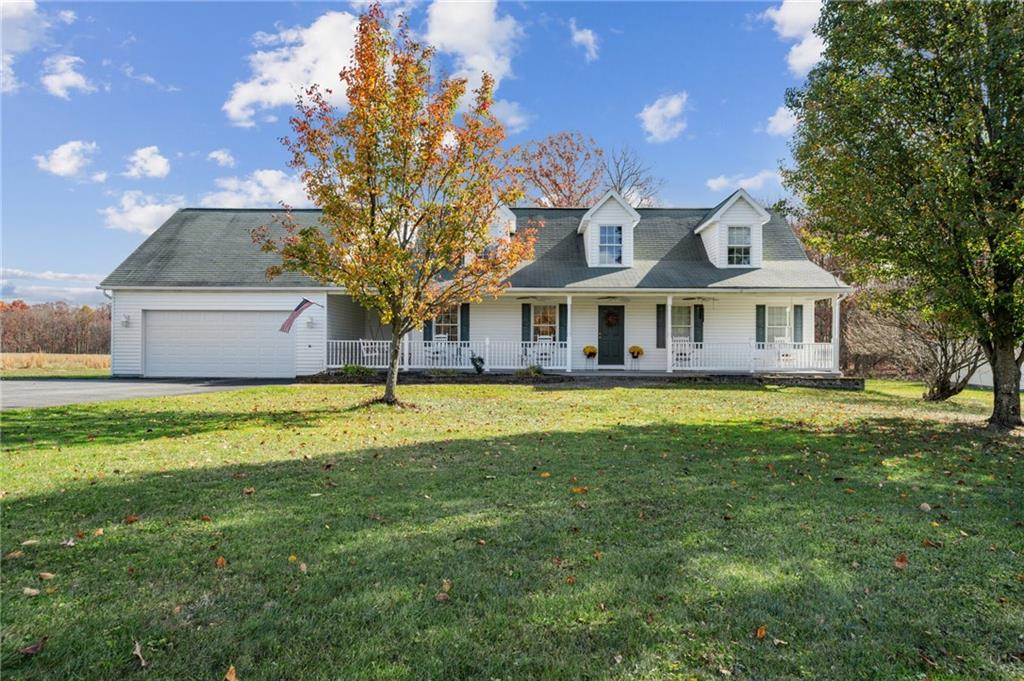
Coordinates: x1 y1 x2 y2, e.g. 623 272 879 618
0 378 291 409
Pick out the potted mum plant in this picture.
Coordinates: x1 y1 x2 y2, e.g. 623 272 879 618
629 345 644 359
582 345 597 370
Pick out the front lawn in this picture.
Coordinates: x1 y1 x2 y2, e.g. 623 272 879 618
1 381 1020 679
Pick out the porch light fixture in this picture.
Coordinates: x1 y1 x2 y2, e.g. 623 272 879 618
121 314 130 327
306 316 315 328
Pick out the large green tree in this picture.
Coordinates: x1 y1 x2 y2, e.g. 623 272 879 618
785 1 1024 429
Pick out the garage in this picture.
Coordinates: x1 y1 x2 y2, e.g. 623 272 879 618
143 310 296 378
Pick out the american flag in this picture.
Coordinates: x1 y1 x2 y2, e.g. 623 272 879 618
279 298 315 333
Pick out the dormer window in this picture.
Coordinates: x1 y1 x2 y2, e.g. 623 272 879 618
599 225 623 265
727 226 752 266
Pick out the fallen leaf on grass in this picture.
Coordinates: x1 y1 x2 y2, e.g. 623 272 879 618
922 538 943 549
4 550 24 559
124 514 140 524
19 637 47 655
440 579 453 592
21 539 39 546
594 551 604 561
60 538 75 548
37 572 55 581
288 554 298 562
132 640 148 668
93 528 104 537
215 556 227 569
539 472 551 478
773 638 789 647
299 563 307 574
435 591 450 602
242 487 255 496
23 587 40 596
571 486 588 494
225 665 238 681
894 553 909 570
200 515 212 522
755 625 767 640
919 503 932 512
566 575 576 585
644 612 654 624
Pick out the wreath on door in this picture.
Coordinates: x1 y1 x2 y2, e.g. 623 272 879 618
604 310 620 327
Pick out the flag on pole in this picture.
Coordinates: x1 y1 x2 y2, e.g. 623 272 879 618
279 298 315 333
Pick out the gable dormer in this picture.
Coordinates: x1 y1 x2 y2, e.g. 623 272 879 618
694 189 770 269
577 189 641 267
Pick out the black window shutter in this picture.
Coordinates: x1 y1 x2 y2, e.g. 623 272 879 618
460 303 470 341
694 304 704 343
656 304 666 348
521 304 532 342
755 305 766 343
423 319 433 341
793 304 803 343
558 304 568 342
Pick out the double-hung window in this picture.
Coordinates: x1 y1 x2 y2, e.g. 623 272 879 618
727 226 752 265
433 304 459 340
671 305 692 341
532 304 558 341
599 225 623 265
765 305 789 343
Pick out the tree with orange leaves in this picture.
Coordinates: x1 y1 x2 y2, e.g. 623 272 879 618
254 4 535 404
518 131 605 208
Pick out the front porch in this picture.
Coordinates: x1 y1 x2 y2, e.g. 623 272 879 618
323 291 843 375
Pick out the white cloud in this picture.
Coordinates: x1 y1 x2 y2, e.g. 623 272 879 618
637 92 688 143
101 191 185 235
765 105 798 136
0 281 107 305
491 99 530 134
569 18 598 62
124 145 171 178
91 171 108 183
223 11 359 127
40 54 96 98
207 148 236 168
761 0 824 76
1 267 103 282
121 64 180 92
57 9 76 24
199 169 311 208
426 0 522 92
706 169 780 192
2 0 48 93
34 140 98 177
2 54 18 93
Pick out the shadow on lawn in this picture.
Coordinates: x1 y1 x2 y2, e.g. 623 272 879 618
3 413 1020 679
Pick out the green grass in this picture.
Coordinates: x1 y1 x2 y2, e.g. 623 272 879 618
1 380 1021 680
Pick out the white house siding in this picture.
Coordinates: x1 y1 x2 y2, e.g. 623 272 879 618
967 355 1024 390
700 223 719 266
111 289 327 377
584 199 637 267
327 295 366 340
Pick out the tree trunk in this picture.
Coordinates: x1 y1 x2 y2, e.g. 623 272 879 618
382 330 403 405
989 340 1022 429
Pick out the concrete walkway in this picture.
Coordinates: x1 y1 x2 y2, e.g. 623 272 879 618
0 378 291 409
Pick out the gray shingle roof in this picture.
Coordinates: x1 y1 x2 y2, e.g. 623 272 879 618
101 206 847 290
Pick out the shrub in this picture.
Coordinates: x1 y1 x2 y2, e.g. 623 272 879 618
514 364 544 378
339 364 376 380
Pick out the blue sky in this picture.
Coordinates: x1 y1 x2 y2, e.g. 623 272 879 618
1 0 821 304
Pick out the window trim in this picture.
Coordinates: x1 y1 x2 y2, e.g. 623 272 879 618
764 305 790 343
671 304 693 341
432 304 460 341
725 224 753 267
531 303 559 342
597 224 624 267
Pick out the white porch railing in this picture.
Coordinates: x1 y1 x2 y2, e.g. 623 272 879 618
326 339 569 371
671 341 833 372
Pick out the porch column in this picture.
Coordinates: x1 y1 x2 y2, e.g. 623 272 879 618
565 294 573 372
831 295 841 373
665 295 673 373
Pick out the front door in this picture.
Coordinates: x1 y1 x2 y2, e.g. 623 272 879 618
597 305 625 365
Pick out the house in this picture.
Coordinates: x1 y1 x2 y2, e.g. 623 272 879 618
100 189 849 378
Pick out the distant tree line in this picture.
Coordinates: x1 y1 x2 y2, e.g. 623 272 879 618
0 300 111 354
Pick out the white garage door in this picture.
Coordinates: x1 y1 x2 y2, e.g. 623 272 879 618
144 310 296 378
